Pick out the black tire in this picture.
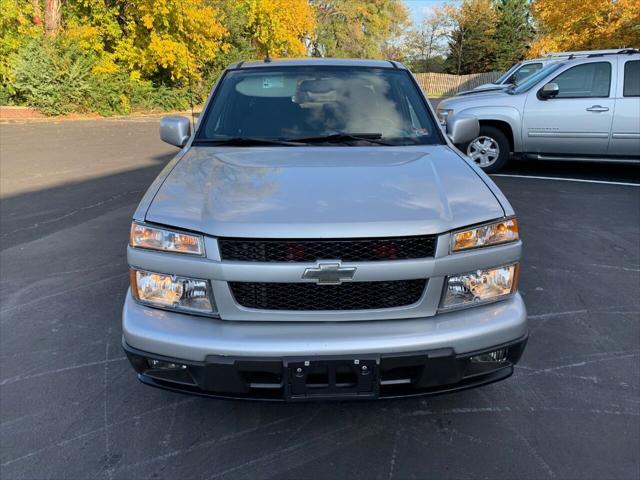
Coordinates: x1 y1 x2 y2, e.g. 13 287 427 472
458 125 510 174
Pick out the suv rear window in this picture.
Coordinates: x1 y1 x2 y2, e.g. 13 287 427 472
623 60 639 97
197 66 441 146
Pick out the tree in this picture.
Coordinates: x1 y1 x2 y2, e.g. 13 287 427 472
493 0 534 70
403 6 449 72
45 0 60 36
1 0 42 97
201 0 257 89
310 0 410 59
530 0 640 54
244 0 316 57
445 0 497 74
62 0 228 83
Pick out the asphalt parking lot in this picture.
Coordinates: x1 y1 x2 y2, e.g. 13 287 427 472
1 118 639 480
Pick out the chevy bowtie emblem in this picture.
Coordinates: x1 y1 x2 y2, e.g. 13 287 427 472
302 263 357 285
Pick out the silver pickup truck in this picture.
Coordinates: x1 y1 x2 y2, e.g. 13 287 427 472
438 49 640 172
123 59 527 401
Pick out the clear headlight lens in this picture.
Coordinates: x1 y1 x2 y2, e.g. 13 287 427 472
130 269 216 315
130 223 204 256
451 218 519 252
440 263 519 310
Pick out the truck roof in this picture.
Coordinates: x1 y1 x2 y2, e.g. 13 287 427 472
228 58 406 70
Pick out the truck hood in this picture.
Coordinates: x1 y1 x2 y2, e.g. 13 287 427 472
145 146 505 238
440 89 513 108
460 84 509 95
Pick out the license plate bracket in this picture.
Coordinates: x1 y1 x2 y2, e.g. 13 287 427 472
284 356 379 400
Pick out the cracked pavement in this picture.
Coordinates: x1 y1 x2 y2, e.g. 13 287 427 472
1 118 639 479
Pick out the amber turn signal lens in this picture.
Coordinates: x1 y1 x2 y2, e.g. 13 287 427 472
130 223 204 256
451 218 519 252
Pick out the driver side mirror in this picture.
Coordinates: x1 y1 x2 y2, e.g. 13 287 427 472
160 116 191 147
538 82 559 100
446 114 480 145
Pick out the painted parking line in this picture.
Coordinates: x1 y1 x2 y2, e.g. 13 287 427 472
491 173 640 187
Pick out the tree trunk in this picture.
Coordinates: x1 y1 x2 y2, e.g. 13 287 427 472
45 0 61 36
32 0 43 26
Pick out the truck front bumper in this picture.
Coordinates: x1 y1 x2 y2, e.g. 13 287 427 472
122 291 527 400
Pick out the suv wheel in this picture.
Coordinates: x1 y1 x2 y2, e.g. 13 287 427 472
460 126 509 173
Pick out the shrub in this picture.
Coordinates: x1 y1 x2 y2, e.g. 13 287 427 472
9 37 197 116
129 81 192 112
86 72 132 116
10 40 94 115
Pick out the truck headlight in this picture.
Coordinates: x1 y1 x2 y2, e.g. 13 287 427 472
130 222 204 256
451 218 519 253
130 269 217 315
440 263 519 310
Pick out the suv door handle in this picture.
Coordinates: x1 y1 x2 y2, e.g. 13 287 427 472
586 105 609 112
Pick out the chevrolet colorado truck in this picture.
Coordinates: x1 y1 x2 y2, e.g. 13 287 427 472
123 59 527 401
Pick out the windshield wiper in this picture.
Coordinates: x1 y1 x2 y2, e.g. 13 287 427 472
288 132 394 146
193 137 304 147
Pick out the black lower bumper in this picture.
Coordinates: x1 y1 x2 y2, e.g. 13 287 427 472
123 336 527 401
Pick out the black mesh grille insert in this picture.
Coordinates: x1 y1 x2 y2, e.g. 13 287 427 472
218 236 437 262
229 280 427 311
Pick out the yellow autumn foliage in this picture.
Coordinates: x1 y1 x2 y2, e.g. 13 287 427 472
113 0 229 81
245 0 316 57
530 0 640 55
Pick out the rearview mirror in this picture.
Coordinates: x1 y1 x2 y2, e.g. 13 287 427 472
447 114 480 145
160 116 191 147
538 82 559 100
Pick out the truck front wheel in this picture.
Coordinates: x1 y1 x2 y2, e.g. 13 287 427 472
458 126 510 173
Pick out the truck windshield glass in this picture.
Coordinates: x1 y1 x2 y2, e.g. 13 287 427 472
510 63 564 94
196 67 441 146
495 63 521 84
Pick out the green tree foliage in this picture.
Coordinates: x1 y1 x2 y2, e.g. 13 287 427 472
0 0 42 101
446 0 498 74
310 0 409 58
10 39 92 114
493 0 534 70
10 38 191 115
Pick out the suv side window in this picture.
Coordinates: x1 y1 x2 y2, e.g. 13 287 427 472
623 60 639 97
552 62 611 98
513 63 542 83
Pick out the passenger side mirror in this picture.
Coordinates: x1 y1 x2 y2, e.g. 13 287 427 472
446 114 480 145
538 82 559 100
160 116 191 147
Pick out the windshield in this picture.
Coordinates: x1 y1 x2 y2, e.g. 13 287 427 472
495 62 544 85
510 63 565 94
495 63 521 84
196 66 442 146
